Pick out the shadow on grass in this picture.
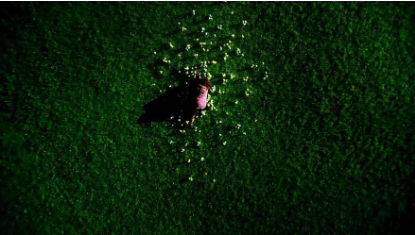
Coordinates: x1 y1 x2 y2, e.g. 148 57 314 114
138 72 202 129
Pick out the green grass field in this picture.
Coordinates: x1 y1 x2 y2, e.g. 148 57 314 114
1 2 415 234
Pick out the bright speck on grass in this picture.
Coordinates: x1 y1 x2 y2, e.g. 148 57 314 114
188 159 191 163
189 176 193 181
201 157 205 161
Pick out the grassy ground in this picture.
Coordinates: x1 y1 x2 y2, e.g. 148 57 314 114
1 2 415 234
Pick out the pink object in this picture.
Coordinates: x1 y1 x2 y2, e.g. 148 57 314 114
189 71 211 126
195 71 209 110
196 84 209 109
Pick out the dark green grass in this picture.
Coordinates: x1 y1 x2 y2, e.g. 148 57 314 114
1 2 415 234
